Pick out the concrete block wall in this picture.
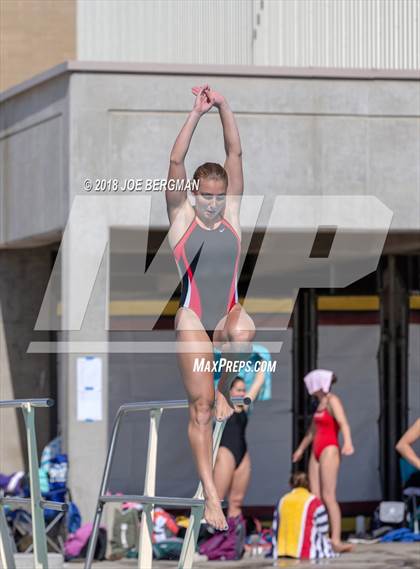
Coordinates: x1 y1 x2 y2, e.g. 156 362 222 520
0 74 69 247
67 70 420 232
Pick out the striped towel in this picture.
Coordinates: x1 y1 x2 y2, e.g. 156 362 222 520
272 487 338 560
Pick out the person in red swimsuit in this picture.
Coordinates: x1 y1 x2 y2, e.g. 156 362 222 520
166 85 255 532
312 405 340 462
292 369 354 553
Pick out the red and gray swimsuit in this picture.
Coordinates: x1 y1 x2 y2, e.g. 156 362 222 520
173 216 240 334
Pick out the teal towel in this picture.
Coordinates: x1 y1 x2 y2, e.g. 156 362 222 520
213 343 272 401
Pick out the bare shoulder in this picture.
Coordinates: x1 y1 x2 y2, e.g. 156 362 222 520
328 393 341 406
327 393 343 414
168 200 195 248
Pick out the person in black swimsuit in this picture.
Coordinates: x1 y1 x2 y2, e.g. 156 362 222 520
220 401 248 469
213 370 265 520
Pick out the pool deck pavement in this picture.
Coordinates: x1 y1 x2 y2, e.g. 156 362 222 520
64 542 419 568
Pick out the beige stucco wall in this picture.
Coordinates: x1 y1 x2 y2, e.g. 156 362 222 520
0 0 76 92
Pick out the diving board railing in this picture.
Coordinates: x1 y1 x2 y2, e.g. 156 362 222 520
0 399 67 569
84 397 248 569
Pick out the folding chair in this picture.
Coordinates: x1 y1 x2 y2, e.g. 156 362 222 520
22 489 69 554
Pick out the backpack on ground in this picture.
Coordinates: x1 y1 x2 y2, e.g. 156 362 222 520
64 522 106 561
152 537 184 560
199 514 246 561
110 508 140 558
80 528 107 561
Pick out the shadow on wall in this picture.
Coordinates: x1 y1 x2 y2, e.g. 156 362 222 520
0 246 57 471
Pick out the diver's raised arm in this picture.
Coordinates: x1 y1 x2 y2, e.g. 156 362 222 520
191 86 243 198
166 86 214 220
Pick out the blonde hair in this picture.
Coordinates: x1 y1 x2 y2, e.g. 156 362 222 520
193 162 228 189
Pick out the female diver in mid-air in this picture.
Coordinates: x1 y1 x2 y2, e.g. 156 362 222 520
166 85 255 531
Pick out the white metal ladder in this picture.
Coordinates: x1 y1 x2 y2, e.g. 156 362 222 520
84 398 245 569
0 399 67 569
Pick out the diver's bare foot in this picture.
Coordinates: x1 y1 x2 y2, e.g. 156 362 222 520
215 390 235 422
331 541 354 553
204 496 228 531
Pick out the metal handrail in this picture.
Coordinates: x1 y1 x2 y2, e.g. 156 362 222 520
0 398 60 569
114 397 250 414
0 497 68 512
0 399 54 409
96 396 247 523
84 397 247 569
100 495 205 507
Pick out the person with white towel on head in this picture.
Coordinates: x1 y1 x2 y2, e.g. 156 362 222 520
292 369 354 553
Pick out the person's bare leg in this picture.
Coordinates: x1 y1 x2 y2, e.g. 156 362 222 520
308 451 321 498
227 451 251 518
319 446 353 553
213 447 236 504
176 308 227 531
213 304 255 421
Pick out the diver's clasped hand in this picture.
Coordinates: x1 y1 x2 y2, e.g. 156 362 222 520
191 84 226 114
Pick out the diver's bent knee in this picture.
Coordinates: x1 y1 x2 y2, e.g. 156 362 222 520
190 399 214 426
226 330 254 351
